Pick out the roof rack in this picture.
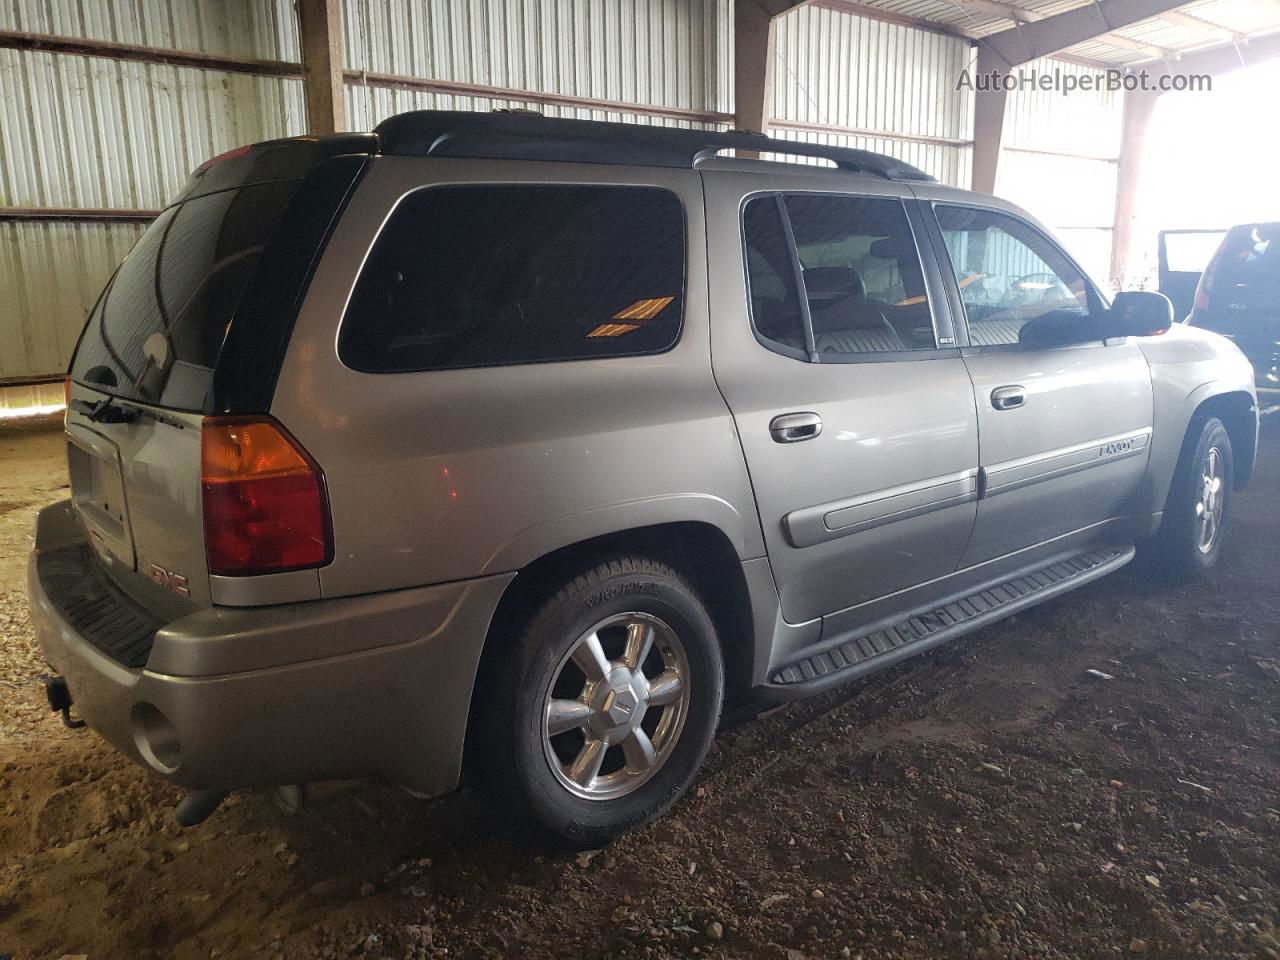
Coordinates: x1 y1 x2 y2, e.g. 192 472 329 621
374 110 935 183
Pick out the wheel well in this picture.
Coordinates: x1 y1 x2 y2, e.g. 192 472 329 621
464 522 757 767
1192 391 1257 490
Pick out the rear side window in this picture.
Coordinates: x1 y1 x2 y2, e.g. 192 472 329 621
785 195 937 354
742 197 808 355
339 185 686 372
70 181 298 410
741 192 938 359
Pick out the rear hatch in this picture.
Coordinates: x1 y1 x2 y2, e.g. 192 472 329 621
64 135 373 619
1190 223 1280 386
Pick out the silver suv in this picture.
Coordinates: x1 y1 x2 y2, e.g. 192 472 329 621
28 111 1259 846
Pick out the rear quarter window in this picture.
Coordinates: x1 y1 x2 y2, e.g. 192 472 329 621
338 184 686 372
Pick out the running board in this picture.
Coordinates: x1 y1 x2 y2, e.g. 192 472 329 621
762 545 1134 700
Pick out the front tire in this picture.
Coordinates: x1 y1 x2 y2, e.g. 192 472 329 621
474 557 724 847
1152 416 1233 579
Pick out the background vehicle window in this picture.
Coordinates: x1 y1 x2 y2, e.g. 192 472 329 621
1206 223 1280 311
935 206 1093 347
783 195 936 355
742 198 808 355
340 185 685 372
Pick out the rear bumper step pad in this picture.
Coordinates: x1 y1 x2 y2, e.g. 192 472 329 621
36 546 165 669
768 546 1130 690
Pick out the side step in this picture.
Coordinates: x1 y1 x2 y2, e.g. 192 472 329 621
764 545 1133 699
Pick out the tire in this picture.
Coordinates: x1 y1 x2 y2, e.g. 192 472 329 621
473 557 724 847
1151 416 1233 580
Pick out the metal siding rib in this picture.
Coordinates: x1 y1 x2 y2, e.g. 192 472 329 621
769 2 971 185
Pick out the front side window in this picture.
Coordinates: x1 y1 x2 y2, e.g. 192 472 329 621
741 193 938 360
935 205 1094 347
340 185 685 372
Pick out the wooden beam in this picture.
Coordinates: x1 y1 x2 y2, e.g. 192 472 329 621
735 0 780 133
979 0 1192 67
297 0 344 135
970 45 1007 193
1142 29 1280 75
810 0 1113 68
1109 88 1159 289
1158 10 1246 43
0 29 299 76
1089 31 1173 59
810 0 975 41
950 0 1173 58
350 71 731 124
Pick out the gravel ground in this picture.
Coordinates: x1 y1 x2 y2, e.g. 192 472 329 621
0 412 1276 960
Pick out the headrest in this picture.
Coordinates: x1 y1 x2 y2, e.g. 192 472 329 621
869 236 916 259
802 267 865 301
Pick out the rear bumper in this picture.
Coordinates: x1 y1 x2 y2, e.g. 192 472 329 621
28 501 513 796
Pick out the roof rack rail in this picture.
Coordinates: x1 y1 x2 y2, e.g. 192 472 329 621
374 110 935 183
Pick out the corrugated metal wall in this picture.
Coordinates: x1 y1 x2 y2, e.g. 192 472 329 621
1 0 1125 382
769 3 972 186
995 57 1123 284
342 0 726 129
0 0 303 381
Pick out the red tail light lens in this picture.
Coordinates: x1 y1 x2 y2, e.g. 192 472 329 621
1193 241 1224 312
201 417 332 576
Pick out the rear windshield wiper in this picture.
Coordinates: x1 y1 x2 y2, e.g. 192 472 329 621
70 396 139 424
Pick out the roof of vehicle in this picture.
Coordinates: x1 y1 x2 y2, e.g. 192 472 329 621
373 109 936 183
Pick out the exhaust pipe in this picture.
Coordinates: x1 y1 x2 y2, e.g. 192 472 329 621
174 790 227 827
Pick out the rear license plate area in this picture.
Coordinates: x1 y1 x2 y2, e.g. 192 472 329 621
66 429 135 570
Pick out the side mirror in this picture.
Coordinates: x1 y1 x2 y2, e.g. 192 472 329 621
1108 290 1173 338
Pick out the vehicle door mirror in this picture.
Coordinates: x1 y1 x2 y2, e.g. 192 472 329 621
1017 309 1103 349
1106 290 1173 338
1017 291 1173 349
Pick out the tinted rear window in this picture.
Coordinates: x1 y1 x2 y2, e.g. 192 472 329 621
1214 224 1279 286
338 185 685 372
71 181 297 410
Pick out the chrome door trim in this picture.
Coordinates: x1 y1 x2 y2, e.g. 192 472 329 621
783 468 980 548
984 429 1152 498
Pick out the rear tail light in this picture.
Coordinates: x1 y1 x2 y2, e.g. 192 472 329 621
63 376 70 425
201 416 332 576
1193 241 1225 312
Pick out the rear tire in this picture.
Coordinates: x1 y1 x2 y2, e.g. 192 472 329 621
1151 416 1233 580
473 557 723 848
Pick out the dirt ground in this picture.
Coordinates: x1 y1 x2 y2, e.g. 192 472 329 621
0 412 1277 960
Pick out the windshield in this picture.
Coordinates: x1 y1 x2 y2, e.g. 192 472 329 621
70 180 299 411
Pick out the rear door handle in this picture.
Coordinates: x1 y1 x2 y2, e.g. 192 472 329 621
770 412 822 443
990 385 1027 411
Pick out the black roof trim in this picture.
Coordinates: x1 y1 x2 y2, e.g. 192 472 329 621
175 133 378 204
374 110 936 182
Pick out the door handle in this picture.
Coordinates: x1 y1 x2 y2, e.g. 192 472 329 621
770 412 822 443
990 385 1027 411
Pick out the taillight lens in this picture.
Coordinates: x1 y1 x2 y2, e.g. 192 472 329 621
1193 242 1224 312
201 417 332 576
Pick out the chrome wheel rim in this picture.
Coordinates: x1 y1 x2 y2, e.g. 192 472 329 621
1195 445 1224 554
542 612 691 801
